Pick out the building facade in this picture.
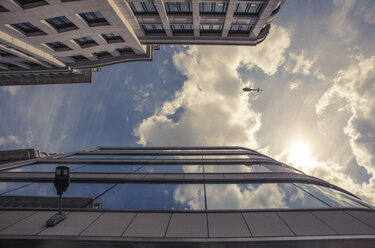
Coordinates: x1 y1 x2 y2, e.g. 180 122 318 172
0 0 284 85
0 146 374 247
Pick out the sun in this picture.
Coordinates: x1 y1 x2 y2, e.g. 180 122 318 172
287 142 311 166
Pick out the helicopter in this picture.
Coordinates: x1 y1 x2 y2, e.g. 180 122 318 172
242 86 263 96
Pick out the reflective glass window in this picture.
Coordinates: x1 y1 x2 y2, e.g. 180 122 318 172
11 22 46 35
263 164 296 173
229 24 251 34
200 24 222 32
171 24 194 32
142 24 165 33
137 165 203 173
206 183 329 209
6 163 85 172
129 2 158 13
203 154 251 159
45 16 77 31
68 154 157 159
72 164 142 173
235 3 263 14
2 182 114 199
204 164 271 173
0 182 31 195
165 2 192 14
79 12 109 26
155 155 202 159
296 183 368 208
95 183 205 210
200 2 228 14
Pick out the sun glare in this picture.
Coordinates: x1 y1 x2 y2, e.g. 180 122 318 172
288 142 311 166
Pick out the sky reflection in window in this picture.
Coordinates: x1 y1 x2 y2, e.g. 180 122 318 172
95 183 205 210
206 183 329 209
296 183 368 208
6 163 86 172
137 165 203 173
204 164 271 173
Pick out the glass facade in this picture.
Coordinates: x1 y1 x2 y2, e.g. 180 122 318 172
0 147 372 211
0 181 369 210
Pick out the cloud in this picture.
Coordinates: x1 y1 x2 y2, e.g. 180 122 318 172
0 135 23 146
288 81 301 91
331 0 357 41
285 51 315 75
2 86 21 95
135 25 291 146
355 0 375 24
315 55 375 204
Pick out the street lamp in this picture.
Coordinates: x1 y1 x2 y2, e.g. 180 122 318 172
46 166 70 226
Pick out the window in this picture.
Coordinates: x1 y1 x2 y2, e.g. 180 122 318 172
129 2 158 14
71 55 88 62
45 41 72 51
141 24 165 34
45 16 78 32
235 3 263 15
165 2 192 14
0 5 9 12
13 0 48 9
73 36 98 48
101 33 124 43
171 24 193 33
200 24 222 33
200 2 228 14
11 22 46 36
117 47 135 56
79 12 109 27
229 24 252 34
93 51 112 59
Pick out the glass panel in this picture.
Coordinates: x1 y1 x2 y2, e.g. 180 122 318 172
95 183 205 210
68 155 157 159
73 164 141 173
203 154 250 159
296 183 368 208
6 163 85 172
2 182 114 199
263 164 296 173
137 165 203 173
204 164 271 173
206 183 329 209
0 182 31 195
155 155 202 159
200 2 227 13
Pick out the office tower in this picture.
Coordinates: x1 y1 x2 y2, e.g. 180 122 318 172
0 146 374 247
0 0 284 85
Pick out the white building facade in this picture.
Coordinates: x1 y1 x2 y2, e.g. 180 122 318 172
0 0 284 85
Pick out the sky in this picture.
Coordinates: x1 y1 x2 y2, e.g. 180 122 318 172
1 0 375 204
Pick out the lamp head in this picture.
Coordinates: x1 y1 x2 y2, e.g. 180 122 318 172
54 166 70 195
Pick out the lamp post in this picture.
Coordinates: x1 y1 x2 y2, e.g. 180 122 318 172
46 166 70 226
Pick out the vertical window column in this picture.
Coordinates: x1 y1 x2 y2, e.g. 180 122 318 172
222 0 238 37
153 0 172 36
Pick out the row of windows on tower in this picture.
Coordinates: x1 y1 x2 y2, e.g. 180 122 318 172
43 33 124 52
143 24 252 34
131 2 263 15
10 12 109 36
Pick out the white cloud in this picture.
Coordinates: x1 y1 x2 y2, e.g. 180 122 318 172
288 81 301 91
2 86 21 95
0 135 23 146
135 25 291 146
285 51 315 75
315 55 375 204
331 0 357 41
